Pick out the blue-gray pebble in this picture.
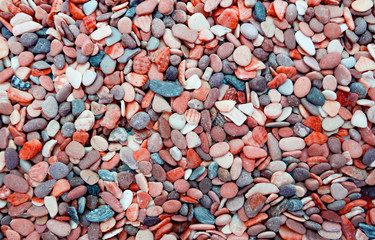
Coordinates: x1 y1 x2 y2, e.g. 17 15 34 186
86 205 114 222
193 207 215 224
98 169 115 181
224 75 245 91
306 87 325 106
149 80 183 97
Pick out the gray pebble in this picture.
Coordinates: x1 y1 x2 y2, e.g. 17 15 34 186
279 185 296 197
129 112 150 130
61 122 75 138
34 179 56 198
20 33 38 47
42 96 59 118
4 148 19 170
72 99 85 116
49 162 70 179
354 17 367 35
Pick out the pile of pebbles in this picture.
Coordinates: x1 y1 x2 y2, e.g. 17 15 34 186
1 0 375 239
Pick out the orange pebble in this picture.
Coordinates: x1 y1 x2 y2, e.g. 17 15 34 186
7 193 29 206
19 139 42 160
267 73 287 89
305 131 328 146
133 148 151 162
51 179 71 197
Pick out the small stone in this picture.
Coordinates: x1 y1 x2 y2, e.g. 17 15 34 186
279 185 296 197
100 55 116 74
46 220 71 237
34 179 56 198
331 183 348 200
42 96 58 118
295 31 315 56
351 110 367 128
241 23 258 40
32 38 51 54
288 199 303 211
327 200 346 211
86 205 114 222
266 217 282 232
4 148 19 170
20 33 38 47
72 99 85 116
66 67 82 89
49 162 69 179
149 80 183 97
244 193 266 218
130 112 150 130
350 82 367 99
3 174 29 193
224 75 245 91
363 148 375 166
10 219 34 236
233 46 251 67
194 207 215 224
98 169 115 181
83 0 98 15
188 13 210 31
293 168 310 182
254 2 266 22
306 87 325 106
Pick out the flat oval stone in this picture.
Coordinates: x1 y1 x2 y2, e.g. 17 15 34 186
42 96 58 118
49 162 69 179
279 137 306 151
10 218 34 236
4 174 29 193
5 148 20 170
241 23 258 40
363 148 375 166
46 220 71 237
130 112 150 130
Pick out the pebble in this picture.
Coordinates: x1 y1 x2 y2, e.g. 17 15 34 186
46 220 71 237
363 148 375 166
42 96 58 118
32 38 50 54
149 80 183 97
130 112 150 130
83 0 98 15
10 219 34 236
4 174 29 193
86 205 114 222
194 207 215 224
295 31 315 56
188 13 210 31
5 148 20 170
241 23 259 40
49 162 69 179
306 87 326 106
233 46 251 66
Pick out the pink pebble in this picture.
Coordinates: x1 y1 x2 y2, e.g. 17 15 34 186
294 77 311 98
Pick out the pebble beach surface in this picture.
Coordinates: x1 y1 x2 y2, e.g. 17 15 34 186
1 0 375 239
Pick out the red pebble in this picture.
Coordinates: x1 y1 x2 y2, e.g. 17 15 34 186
267 73 287 89
19 139 42 160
